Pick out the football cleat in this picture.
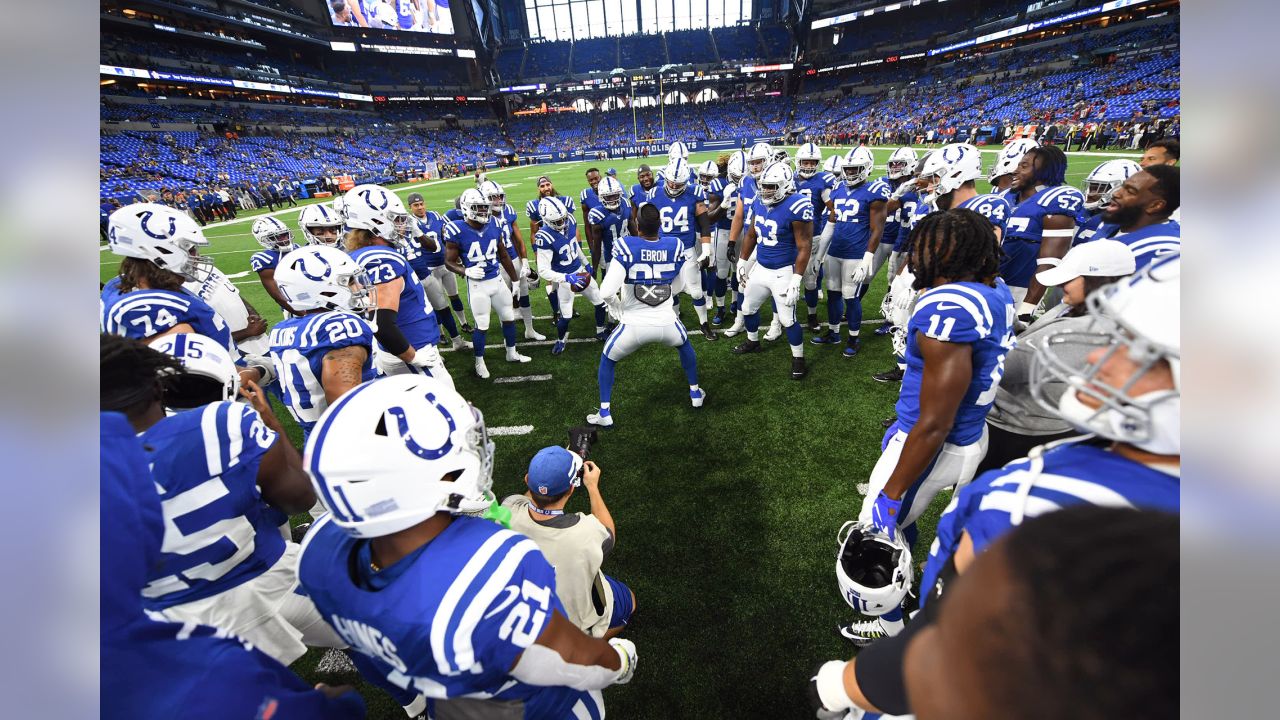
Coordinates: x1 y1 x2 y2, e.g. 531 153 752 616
460 320 473 334
700 323 719 341
524 328 547 341
587 410 614 427
505 349 532 363
881 416 897 429
732 339 761 355
806 313 820 333
791 356 808 380
474 358 490 379
712 308 726 326
810 331 841 345
837 616 905 647
552 340 566 355
690 388 706 408
873 322 894 337
873 367 904 383
595 329 611 342
724 315 746 337
451 335 472 352
842 339 861 358
764 318 783 341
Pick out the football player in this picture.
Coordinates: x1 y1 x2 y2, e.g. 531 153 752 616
588 204 705 427
102 203 232 354
100 333 341 666
1074 159 1140 244
580 166 602 230
299 202 344 248
406 192 470 351
343 184 453 386
793 142 838 333
534 197 610 353
1003 145 1084 319
298 375 637 718
250 215 303 317
586 175 631 281
863 147 918 312
695 159 726 314
918 143 1012 237
732 161 814 379
810 146 890 358
987 138 1038 195
484 180 545 341
445 188 531 379
815 259 1179 714
629 164 657 228
709 151 745 325
268 245 378 438
1090 166 1181 269
646 156 718 340
724 142 775 337
526 175 577 325
668 140 690 163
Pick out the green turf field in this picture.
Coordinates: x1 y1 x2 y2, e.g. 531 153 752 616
101 145 1140 719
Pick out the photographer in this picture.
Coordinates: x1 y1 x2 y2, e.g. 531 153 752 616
502 445 636 639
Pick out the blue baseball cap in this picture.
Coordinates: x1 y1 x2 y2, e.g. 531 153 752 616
526 446 583 496
607 168 617 176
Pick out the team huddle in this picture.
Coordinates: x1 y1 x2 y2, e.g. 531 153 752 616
101 136 1180 718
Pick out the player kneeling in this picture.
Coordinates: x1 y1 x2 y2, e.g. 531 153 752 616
587 204 705 427
534 197 610 354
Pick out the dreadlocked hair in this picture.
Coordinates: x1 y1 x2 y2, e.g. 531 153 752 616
1024 145 1069 187
117 257 185 293
100 333 184 414
986 506 1178 720
907 208 1002 291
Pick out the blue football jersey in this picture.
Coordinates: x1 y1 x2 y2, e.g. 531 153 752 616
298 514 601 716
524 195 576 224
492 203 525 259
1073 213 1113 245
894 190 923 253
796 172 839 234
919 439 1180 608
101 275 123 305
629 181 655 206
738 175 758 225
1099 220 1181 270
646 184 707 251
444 208 465 224
534 225 587 276
251 244 301 274
958 193 1013 236
444 218 505 281
828 179 892 259
396 0 415 28
896 280 1016 446
101 288 235 355
579 186 601 214
349 245 441 349
705 178 733 231
587 203 630 261
139 402 287 609
405 211 444 279
268 312 376 436
750 193 815 270
1002 186 1086 287
612 234 684 284
879 177 904 245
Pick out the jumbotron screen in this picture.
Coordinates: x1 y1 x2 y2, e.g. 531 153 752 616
328 0 455 35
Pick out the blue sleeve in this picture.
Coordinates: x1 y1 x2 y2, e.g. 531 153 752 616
909 288 990 344
525 199 540 222
360 252 409 285
1040 187 1085 217
533 230 550 252
250 252 273 273
872 181 892 201
109 293 192 339
443 221 461 246
917 475 989 609
317 315 375 351
563 196 576 214
228 402 278 477
587 207 606 226
471 543 562 675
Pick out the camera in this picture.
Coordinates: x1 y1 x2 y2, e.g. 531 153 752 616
568 425 598 460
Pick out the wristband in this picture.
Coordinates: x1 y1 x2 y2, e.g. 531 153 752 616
814 660 855 713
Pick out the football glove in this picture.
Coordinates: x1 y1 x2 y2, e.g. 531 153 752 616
604 296 624 322
781 273 803 308
697 242 711 268
464 264 487 280
891 179 917 200
568 271 591 292
808 660 856 718
849 251 875 286
522 258 538 282
409 345 443 372
737 261 751 286
870 491 902 541
609 638 638 685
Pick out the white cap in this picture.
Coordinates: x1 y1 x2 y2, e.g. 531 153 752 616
1035 240 1136 287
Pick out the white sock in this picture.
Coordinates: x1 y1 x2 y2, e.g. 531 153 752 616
747 331 759 341
790 343 804 358
694 303 709 324
521 305 534 330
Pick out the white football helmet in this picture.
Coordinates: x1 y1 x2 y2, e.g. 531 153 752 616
479 180 506 216
822 154 842 175
304 375 496 538
727 151 747 184
598 176 625 211
251 216 293 251
298 203 344 247
696 160 719 189
1083 159 1142 210
331 194 347 220
667 140 690 161
795 142 823 179
538 196 570 233
459 188 490 224
989 138 1039 183
662 157 690 198
274 245 376 314
839 146 875 187
918 143 984 205
148 332 240 409
746 142 773 179
344 184 410 243
1030 255 1180 455
835 521 913 616
108 203 213 282
757 161 794 206
886 146 918 180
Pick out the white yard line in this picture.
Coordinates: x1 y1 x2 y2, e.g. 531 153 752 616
489 425 534 436
440 337 597 352
494 374 553 384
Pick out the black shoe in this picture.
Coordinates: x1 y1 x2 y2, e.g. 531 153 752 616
700 322 719 341
460 321 473 334
807 313 820 332
810 330 840 345
873 367 904 383
881 416 897 429
791 356 808 380
874 322 894 336
842 338 861 358
733 339 761 355
291 522 311 544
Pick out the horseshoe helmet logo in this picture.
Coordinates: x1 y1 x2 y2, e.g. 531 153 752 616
293 253 332 282
360 188 389 211
942 145 967 164
138 210 177 240
388 392 457 460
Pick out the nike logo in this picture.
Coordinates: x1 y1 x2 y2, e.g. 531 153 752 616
935 302 961 311
483 586 521 620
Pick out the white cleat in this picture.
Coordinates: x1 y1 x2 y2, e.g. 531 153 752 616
586 411 614 427
764 318 783 341
723 315 746 337
474 358 490 379
690 388 706 408
524 328 547 341
451 335 472 351
505 349 532 363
